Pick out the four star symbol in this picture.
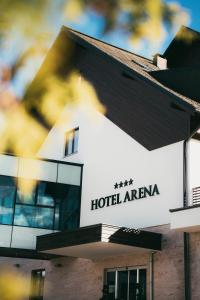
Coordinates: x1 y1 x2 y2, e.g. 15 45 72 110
129 178 133 185
114 179 133 189
124 180 128 186
119 181 123 188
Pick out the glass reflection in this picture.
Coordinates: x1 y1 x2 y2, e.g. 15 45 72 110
74 128 79 153
37 182 55 206
118 271 128 300
16 179 36 204
54 184 80 230
0 175 80 231
14 205 54 229
107 271 115 300
0 176 15 225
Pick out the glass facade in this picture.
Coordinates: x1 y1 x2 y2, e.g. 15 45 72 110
14 205 54 229
0 176 15 225
0 175 81 231
106 268 146 300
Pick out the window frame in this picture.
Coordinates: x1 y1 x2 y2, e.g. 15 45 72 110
64 127 79 157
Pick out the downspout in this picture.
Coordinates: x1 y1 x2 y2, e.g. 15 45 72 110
149 252 155 300
184 232 190 300
183 140 191 300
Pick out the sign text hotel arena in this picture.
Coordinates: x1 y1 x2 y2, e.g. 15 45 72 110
91 179 160 210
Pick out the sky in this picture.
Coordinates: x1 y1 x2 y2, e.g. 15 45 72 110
1 0 200 97
66 0 200 57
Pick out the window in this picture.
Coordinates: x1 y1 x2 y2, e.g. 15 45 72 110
64 127 79 156
0 176 16 225
14 205 54 229
16 179 36 205
54 184 80 231
0 175 81 231
14 181 55 230
105 267 146 300
30 269 45 300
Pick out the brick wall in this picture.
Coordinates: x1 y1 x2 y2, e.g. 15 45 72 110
0 224 187 300
190 232 200 300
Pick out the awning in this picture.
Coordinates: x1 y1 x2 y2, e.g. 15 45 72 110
37 224 162 259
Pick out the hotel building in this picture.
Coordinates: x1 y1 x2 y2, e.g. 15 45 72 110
1 26 200 300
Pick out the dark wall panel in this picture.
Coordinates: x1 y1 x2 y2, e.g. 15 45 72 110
75 45 190 150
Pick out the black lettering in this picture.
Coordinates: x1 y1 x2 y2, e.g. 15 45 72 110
111 194 117 205
144 185 152 197
116 193 122 204
91 199 98 210
105 196 111 207
131 189 138 200
152 184 160 196
139 187 145 199
124 191 131 202
98 197 106 208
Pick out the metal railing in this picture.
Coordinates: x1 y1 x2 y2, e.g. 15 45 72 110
192 186 200 205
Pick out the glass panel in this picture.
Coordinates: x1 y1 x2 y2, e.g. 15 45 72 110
118 270 128 300
107 271 115 300
65 132 73 156
105 268 146 300
129 270 137 300
55 184 80 230
54 203 60 230
74 128 79 153
0 176 15 225
16 179 36 204
14 205 54 229
30 269 45 300
37 182 55 206
138 269 146 300
36 206 54 229
57 164 81 185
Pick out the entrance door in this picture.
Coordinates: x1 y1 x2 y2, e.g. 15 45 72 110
106 268 146 300
29 269 45 300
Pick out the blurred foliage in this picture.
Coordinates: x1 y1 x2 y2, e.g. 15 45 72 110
0 1 194 298
65 0 189 44
0 0 192 193
0 268 29 300
0 0 190 43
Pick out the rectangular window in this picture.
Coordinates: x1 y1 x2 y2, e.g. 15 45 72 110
30 269 45 300
0 174 81 231
64 127 79 156
16 179 36 205
37 182 55 207
14 205 54 229
54 184 80 231
0 176 15 225
105 267 146 300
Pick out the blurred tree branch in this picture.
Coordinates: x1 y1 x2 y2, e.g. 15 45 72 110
0 0 191 157
0 0 190 66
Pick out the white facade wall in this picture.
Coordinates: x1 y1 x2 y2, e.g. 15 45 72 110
39 105 184 229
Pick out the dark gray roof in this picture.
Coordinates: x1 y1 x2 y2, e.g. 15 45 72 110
24 25 200 150
67 26 200 112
